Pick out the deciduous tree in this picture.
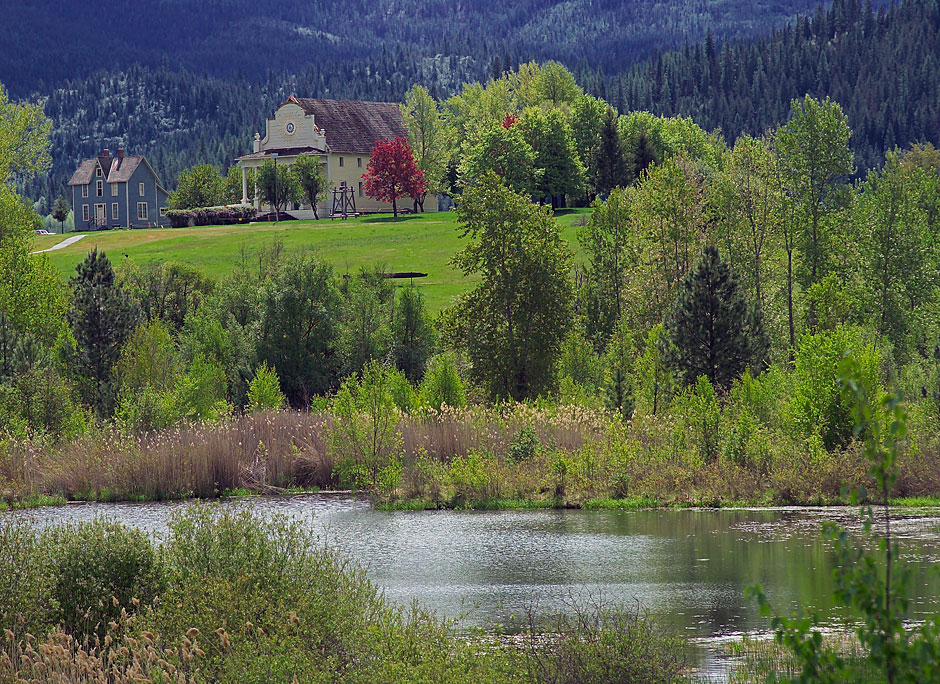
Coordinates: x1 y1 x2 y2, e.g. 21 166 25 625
256 159 299 220
170 164 225 209
402 85 454 211
292 153 328 219
448 173 573 400
362 137 426 217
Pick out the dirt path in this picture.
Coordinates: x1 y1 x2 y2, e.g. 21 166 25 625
32 234 86 254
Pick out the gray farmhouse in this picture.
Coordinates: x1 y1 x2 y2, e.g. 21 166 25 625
68 148 169 229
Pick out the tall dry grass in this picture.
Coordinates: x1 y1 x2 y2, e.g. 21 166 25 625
23 412 331 501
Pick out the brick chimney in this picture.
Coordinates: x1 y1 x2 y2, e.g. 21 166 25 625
101 148 110 158
117 148 124 159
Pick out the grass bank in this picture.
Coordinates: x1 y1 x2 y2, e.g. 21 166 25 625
33 210 591 314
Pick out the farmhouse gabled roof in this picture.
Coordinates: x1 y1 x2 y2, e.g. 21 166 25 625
67 158 97 186
105 155 145 183
67 153 166 192
289 97 407 154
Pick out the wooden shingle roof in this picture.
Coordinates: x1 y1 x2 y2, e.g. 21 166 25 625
291 98 407 154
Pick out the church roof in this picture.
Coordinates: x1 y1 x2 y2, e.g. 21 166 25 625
289 97 407 154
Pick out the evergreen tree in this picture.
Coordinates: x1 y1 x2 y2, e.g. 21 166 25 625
666 245 758 391
65 249 139 416
51 196 69 233
632 131 656 180
594 107 630 195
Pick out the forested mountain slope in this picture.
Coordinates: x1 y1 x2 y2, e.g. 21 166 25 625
607 0 940 171
2 0 821 97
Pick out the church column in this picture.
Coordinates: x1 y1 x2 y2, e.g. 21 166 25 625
241 164 248 204
253 165 260 211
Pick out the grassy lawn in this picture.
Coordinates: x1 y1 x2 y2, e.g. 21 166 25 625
34 209 591 313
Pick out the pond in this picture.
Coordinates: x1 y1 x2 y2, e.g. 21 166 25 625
6 494 940 679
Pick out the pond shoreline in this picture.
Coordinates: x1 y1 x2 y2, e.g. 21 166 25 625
6 488 940 513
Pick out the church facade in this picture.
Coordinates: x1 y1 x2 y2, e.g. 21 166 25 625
237 96 433 216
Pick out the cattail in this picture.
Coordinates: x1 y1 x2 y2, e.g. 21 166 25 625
3 628 12 642
185 628 199 639
112 596 120 608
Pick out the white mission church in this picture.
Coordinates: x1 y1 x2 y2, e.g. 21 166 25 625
237 96 435 216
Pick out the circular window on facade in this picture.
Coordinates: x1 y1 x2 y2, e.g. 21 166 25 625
285 121 296 135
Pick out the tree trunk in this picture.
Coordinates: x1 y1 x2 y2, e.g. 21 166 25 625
392 197 398 217
787 247 795 363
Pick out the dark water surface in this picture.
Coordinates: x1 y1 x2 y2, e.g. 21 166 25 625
6 495 940 678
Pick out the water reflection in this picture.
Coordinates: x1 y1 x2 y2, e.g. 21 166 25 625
5 495 940 640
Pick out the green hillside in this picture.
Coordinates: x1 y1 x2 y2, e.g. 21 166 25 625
35 210 590 313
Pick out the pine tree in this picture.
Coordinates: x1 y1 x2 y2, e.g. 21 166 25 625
51 196 70 233
594 107 630 195
65 249 139 416
632 131 656 180
667 245 758 391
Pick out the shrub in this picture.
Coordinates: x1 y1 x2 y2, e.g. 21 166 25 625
523 605 688 684
247 362 286 412
42 518 164 639
506 426 540 462
329 361 403 487
789 327 881 449
166 205 257 228
0 519 51 639
419 352 467 409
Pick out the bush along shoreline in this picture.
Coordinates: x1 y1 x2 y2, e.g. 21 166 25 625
0 504 690 684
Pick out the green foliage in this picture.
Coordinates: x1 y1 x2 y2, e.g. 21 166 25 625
0 520 50 639
579 186 637 348
258 253 341 406
339 266 393 376
0 82 50 183
523 606 687 684
449 173 573 400
667 245 759 391
64 248 139 417
0 184 68 344
391 286 435 383
329 361 403 487
118 260 215 331
172 354 232 423
594 106 631 194
402 84 455 202
291 153 328 218
519 106 586 200
789 327 880 450
751 358 940 683
170 163 226 209
633 323 675 416
247 362 286 413
223 164 254 204
51 196 69 231
458 123 540 196
506 426 540 463
257 158 300 216
43 519 164 640
418 352 467 409
775 95 853 298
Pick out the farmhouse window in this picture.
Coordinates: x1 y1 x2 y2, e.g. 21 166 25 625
112 203 119 218
111 183 118 196
82 205 89 221
96 167 102 177
96 180 103 197
357 157 362 168
339 157 344 167
139 183 145 197
137 202 148 221
159 208 168 217
82 185 88 198
358 181 363 197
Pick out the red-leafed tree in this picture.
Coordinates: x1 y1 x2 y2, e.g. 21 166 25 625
362 137 426 217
